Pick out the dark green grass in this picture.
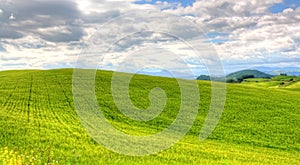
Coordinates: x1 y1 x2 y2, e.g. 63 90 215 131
243 78 270 82
0 69 299 164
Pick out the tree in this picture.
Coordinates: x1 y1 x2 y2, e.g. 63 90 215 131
242 75 255 79
280 73 287 76
197 75 211 81
226 79 235 83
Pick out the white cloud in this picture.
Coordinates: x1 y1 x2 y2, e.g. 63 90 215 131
167 0 283 16
0 0 299 75
0 0 170 71
75 0 158 14
283 8 294 14
0 35 80 70
163 0 300 72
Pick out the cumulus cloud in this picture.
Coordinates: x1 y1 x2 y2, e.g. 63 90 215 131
0 0 161 70
163 0 300 72
0 34 79 70
214 7 300 58
0 0 84 42
167 0 283 17
0 0 299 75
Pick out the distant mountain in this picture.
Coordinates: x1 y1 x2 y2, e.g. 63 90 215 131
226 69 273 80
196 75 211 81
252 67 300 76
197 68 299 83
197 69 272 82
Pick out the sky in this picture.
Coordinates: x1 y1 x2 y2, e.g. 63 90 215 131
0 0 300 78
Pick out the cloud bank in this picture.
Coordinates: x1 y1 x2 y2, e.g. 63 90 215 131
0 0 299 75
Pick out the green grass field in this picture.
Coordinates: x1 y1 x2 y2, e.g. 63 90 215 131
0 69 299 164
242 75 300 89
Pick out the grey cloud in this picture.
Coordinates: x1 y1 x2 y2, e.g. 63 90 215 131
1 56 23 61
0 0 160 45
82 10 120 23
0 26 23 39
188 0 281 17
168 0 286 33
0 0 85 42
0 0 127 43
3 0 81 21
0 44 6 52
39 26 85 43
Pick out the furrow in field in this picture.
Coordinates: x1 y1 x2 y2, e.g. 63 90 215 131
3 75 31 119
30 73 43 133
0 77 18 109
31 72 78 138
27 74 33 122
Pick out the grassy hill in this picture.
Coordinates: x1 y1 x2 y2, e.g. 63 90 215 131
196 75 211 81
226 70 273 80
242 75 300 91
0 69 300 164
197 70 273 83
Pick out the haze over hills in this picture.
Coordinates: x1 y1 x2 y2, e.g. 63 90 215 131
197 69 273 82
251 66 300 76
226 69 273 80
197 69 300 88
138 67 300 80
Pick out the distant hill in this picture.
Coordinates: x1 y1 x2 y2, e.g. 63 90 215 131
226 69 273 81
252 66 300 76
197 69 273 83
196 75 211 81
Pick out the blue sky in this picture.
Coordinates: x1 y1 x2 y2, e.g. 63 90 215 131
134 0 195 7
135 0 300 13
270 0 300 13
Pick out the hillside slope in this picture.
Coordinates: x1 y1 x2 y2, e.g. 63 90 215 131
227 69 273 80
0 69 299 164
197 69 273 82
242 75 300 91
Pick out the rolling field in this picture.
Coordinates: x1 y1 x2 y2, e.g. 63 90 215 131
0 69 300 164
242 76 300 90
